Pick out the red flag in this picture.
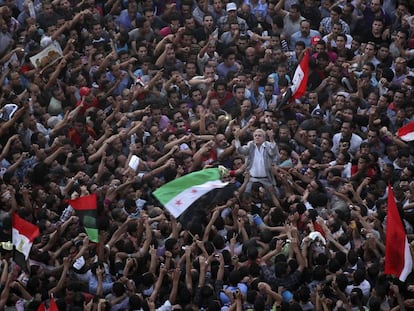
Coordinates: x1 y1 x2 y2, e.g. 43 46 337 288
385 185 413 281
291 49 309 99
37 302 46 311
12 213 40 260
397 121 414 142
69 193 97 211
49 297 58 311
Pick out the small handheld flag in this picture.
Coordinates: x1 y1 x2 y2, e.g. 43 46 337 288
12 213 40 260
397 121 414 142
69 194 99 243
278 49 309 110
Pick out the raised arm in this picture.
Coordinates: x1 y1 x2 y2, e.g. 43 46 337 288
169 267 180 304
48 256 72 295
136 217 152 257
0 105 26 138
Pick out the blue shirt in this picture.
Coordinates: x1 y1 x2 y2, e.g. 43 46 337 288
89 272 113 295
118 9 141 32
244 0 268 20
289 29 321 50
216 62 239 79
106 70 131 96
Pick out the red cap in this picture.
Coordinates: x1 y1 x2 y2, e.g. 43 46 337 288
79 86 91 97
311 36 321 46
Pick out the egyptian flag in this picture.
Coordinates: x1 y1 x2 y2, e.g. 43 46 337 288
291 49 309 99
49 296 58 311
37 297 58 311
278 49 310 109
68 194 99 243
397 121 414 142
37 302 46 311
153 168 228 218
385 185 413 281
12 213 40 266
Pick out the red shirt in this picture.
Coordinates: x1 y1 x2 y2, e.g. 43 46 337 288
210 91 233 107
67 126 97 148
351 165 377 179
76 97 99 115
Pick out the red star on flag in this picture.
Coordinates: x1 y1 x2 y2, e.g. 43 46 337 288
191 189 198 193
175 199 182 206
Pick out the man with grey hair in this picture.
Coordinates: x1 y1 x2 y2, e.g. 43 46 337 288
234 128 279 196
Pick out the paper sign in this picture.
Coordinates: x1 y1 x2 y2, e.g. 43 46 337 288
129 155 140 171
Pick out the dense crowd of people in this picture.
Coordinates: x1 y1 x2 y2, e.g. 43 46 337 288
0 0 414 310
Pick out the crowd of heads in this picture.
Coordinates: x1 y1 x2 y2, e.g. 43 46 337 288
0 0 414 310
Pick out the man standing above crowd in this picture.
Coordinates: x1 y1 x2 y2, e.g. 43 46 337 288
234 128 278 193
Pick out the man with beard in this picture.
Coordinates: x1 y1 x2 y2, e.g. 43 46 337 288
6 70 26 95
289 19 321 50
391 57 409 88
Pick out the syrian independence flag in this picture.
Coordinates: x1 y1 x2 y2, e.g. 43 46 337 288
385 184 413 281
397 121 414 142
69 194 99 243
12 213 40 261
153 168 228 218
277 49 309 109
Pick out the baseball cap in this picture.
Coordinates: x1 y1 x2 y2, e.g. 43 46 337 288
311 109 323 118
282 290 293 302
79 86 91 97
226 2 237 11
311 36 321 46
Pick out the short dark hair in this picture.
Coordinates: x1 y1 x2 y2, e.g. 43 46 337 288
336 33 347 41
222 48 236 60
295 40 306 49
331 6 342 15
164 237 178 251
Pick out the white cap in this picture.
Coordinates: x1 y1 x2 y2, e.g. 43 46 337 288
226 2 237 11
